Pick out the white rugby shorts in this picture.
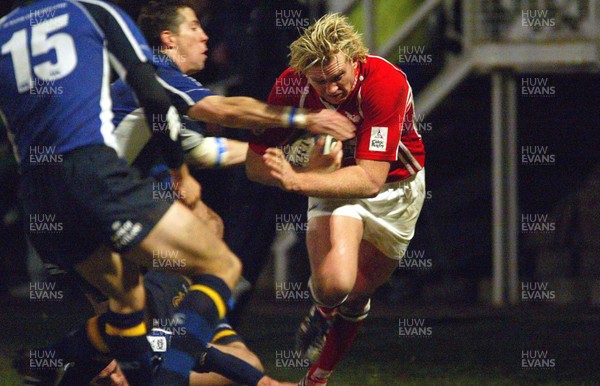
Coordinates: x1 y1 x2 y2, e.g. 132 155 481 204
307 169 425 259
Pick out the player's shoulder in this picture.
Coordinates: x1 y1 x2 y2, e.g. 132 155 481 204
362 55 408 86
360 55 410 104
154 56 204 87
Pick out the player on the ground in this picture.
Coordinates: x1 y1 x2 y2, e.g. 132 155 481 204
61 270 294 386
246 13 426 386
1 1 241 384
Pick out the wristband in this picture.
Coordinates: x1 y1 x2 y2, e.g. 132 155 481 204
281 106 307 129
288 107 297 128
281 106 292 128
292 108 308 128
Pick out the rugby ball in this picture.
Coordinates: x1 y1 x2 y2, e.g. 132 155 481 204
282 134 338 167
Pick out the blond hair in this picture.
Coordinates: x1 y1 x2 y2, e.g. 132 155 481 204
289 13 369 74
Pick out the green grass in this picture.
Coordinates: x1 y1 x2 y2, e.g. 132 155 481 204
237 303 600 385
1 296 599 385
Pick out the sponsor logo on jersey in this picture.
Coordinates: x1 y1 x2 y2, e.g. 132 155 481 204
369 127 387 152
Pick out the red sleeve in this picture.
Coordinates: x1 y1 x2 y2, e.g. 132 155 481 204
248 69 303 155
354 72 408 161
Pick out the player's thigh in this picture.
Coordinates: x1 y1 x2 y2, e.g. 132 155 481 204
74 244 145 312
192 200 224 239
306 214 363 284
129 201 239 283
352 239 399 298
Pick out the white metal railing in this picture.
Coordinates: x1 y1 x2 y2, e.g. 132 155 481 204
466 0 599 44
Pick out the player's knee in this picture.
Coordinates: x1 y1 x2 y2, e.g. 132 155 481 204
311 276 353 306
215 250 242 288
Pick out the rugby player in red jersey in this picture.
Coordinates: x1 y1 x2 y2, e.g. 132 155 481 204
246 13 426 386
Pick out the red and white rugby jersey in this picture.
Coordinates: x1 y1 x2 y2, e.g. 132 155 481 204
249 55 425 183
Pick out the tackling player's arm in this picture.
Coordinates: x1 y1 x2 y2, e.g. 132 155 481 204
188 96 355 141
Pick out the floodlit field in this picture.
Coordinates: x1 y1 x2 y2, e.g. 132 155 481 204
1 294 598 385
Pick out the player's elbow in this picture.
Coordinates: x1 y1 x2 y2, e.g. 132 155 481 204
363 181 383 198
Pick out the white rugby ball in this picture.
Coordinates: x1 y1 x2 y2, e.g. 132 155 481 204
282 134 338 167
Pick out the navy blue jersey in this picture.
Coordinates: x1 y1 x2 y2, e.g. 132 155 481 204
0 0 182 171
111 53 213 170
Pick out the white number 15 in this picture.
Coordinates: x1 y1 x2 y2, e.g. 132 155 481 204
2 14 77 93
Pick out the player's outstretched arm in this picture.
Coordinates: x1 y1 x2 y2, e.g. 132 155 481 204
188 96 355 141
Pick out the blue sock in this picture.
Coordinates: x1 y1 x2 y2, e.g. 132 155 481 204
154 274 231 385
100 310 152 386
47 310 152 385
211 319 244 345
